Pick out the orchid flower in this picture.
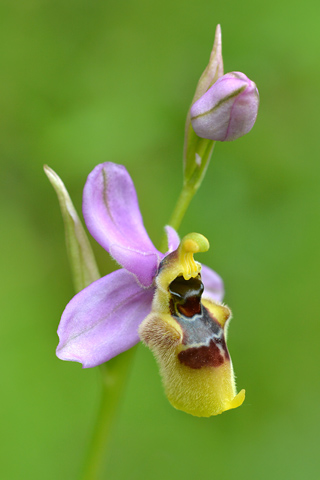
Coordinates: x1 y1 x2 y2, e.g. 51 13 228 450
57 162 244 416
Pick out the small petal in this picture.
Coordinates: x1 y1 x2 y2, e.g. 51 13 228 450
57 269 154 368
191 72 259 142
201 264 224 302
165 226 180 252
83 162 160 286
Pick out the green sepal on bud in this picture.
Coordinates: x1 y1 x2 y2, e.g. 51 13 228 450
44 165 100 293
183 24 223 187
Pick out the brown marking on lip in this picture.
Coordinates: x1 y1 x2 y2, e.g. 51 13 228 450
169 275 203 318
177 296 201 317
178 338 229 369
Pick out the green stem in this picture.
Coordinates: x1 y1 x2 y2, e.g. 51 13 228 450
159 183 196 251
159 140 215 252
80 347 136 480
168 183 197 231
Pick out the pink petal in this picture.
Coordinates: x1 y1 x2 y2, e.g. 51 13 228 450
201 264 224 302
56 269 154 368
83 163 160 286
165 225 180 252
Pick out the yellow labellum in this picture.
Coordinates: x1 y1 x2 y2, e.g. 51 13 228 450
139 233 245 417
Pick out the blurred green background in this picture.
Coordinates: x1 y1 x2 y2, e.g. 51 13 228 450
1 0 319 479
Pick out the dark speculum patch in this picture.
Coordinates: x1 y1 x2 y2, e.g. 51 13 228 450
169 275 203 318
169 275 230 369
178 338 228 369
177 297 201 317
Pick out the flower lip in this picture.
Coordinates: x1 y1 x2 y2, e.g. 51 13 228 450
139 230 244 417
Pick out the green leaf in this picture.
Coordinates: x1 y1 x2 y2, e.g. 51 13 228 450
44 165 100 293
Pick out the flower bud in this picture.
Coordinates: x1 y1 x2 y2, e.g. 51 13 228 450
190 71 259 142
183 25 224 184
